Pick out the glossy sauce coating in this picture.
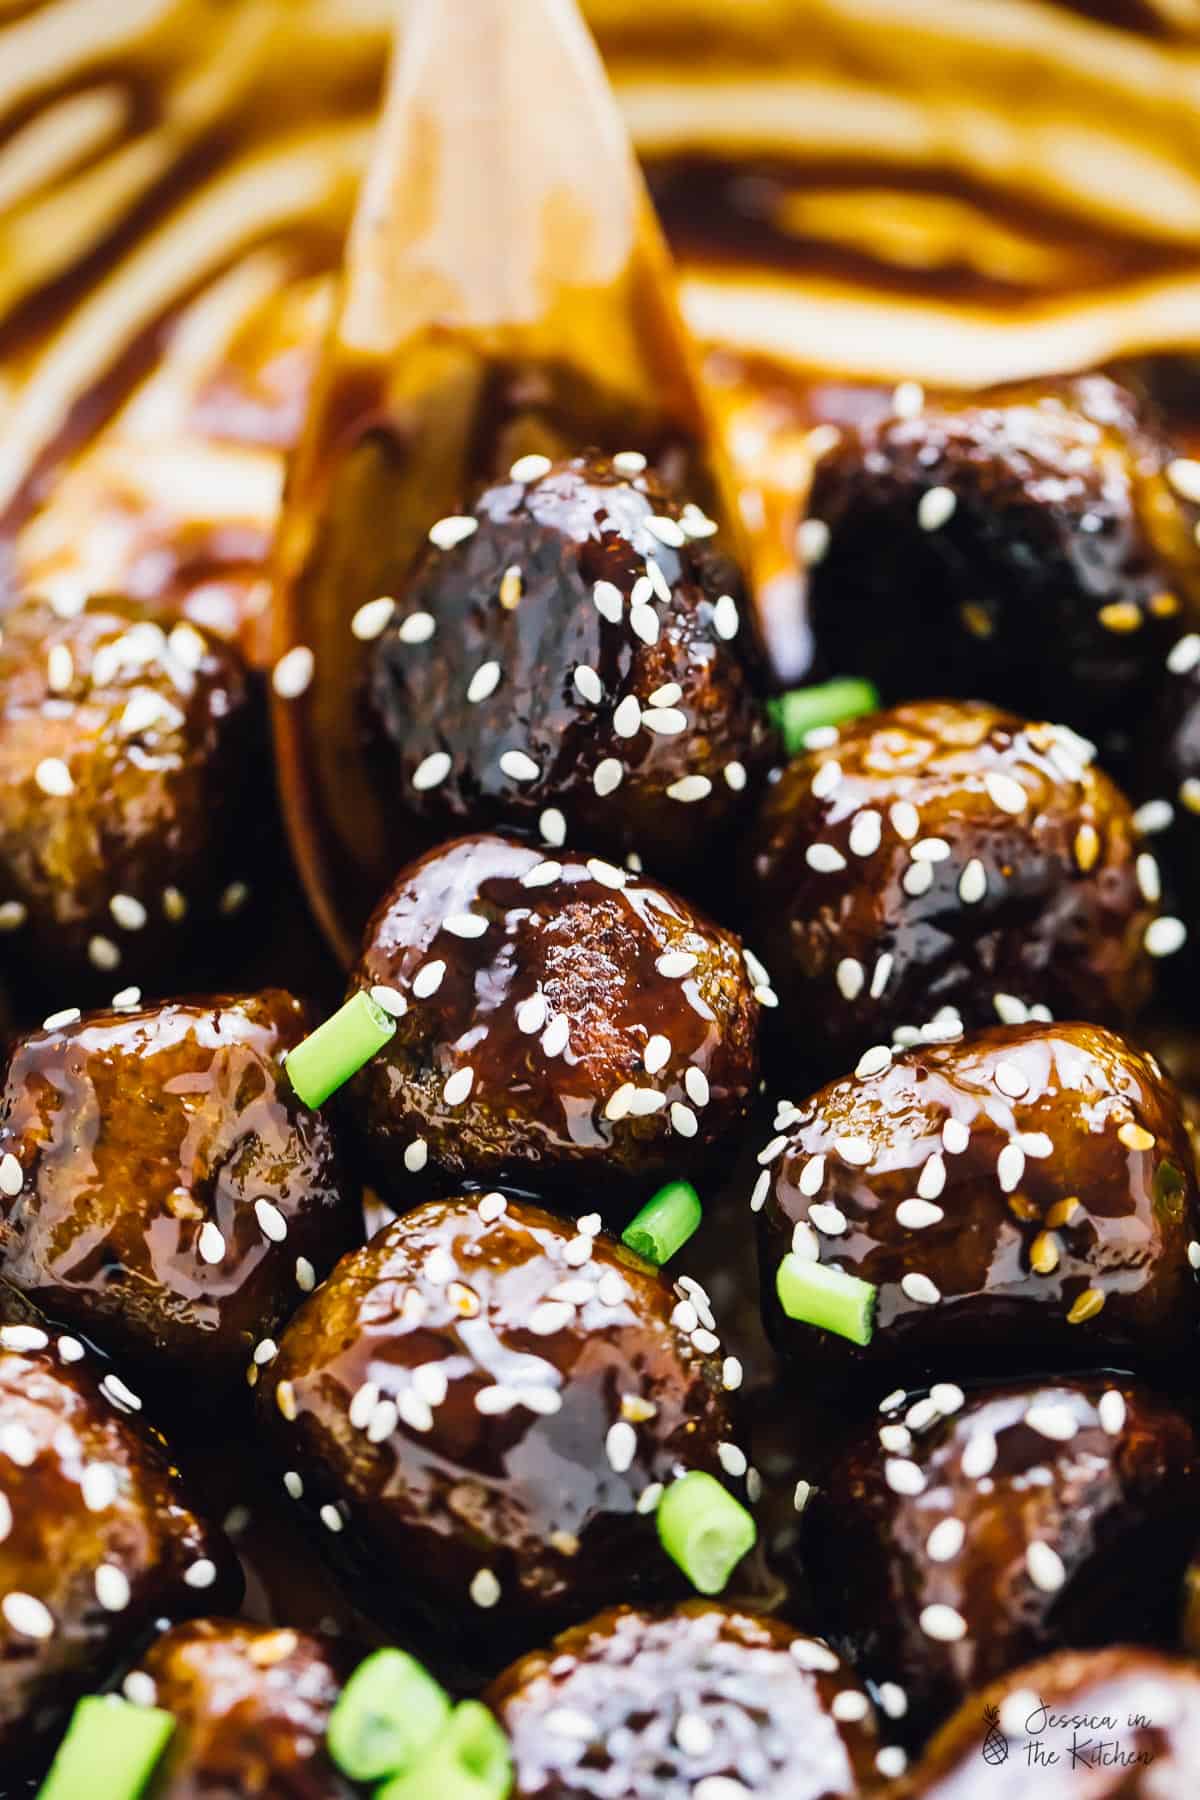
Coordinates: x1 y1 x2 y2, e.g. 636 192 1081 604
1132 629 1200 967
804 375 1200 741
487 1601 885 1799
138 1619 357 1799
903 1646 1200 1799
366 454 774 885
0 992 357 1396
0 1336 239 1768
802 1376 1200 1734
0 597 257 995
347 833 761 1208
258 1197 748 1669
745 700 1158 1073
758 1022 1200 1372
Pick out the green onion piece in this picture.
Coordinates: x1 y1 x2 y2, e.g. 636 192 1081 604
375 1701 513 1800
285 991 396 1108
776 1253 876 1345
656 1470 757 1596
37 1696 175 1800
326 1647 451 1782
622 1180 702 1265
769 678 880 756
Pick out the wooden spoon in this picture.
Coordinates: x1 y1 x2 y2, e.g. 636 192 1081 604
270 0 745 967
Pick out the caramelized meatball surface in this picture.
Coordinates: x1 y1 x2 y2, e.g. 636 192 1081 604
487 1602 888 1798
906 1646 1200 1798
347 833 761 1210
758 1023 1200 1373
137 1619 356 1799
745 700 1161 1072
0 992 356 1396
0 596 257 995
803 374 1200 741
258 1197 749 1669
0 1334 239 1767
801 1376 1200 1734
366 453 774 883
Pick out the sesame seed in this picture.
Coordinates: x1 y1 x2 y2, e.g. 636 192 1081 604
1067 1286 1105 1324
713 594 740 640
542 1015 570 1057
42 1007 81 1032
942 1119 970 1154
1190 1240 1200 1269
0 902 26 932
351 596 396 640
684 1066 709 1106
917 486 956 531
1145 916 1187 957
1026 1541 1066 1593
920 1603 966 1642
927 1518 965 1562
836 957 864 1001
606 1421 637 1473
890 801 920 841
856 1045 892 1078
593 580 623 623
666 774 714 807
1117 1121 1155 1152
35 758 73 797
102 1374 141 1414
443 911 488 938
95 1564 131 1612
806 843 847 873
412 960 446 998
797 1156 826 1197
808 1201 848 1236
849 810 883 857
1098 601 1142 634
832 1689 870 1724
902 859 934 897
539 808 567 846
283 1471 303 1499
498 565 523 610
669 1102 698 1138
657 951 697 978
958 858 987 904
510 453 552 482
412 751 451 791
46 644 74 693
893 379 925 418
985 770 1027 815
443 1068 474 1106
750 1171 769 1212
997 1143 1026 1192
613 450 647 475
428 516 478 550
897 1198 943 1229
811 760 841 800
320 1505 344 1533
587 857 626 890
994 1060 1029 1099
466 661 502 704
81 1465 118 1511
1134 798 1174 835
884 1458 926 1496
255 1199 287 1242
916 1154 946 1199
647 514 686 549
197 1222 225 1264
184 1558 217 1589
1167 458 1200 503
3 1593 54 1639
397 610 436 644
403 1140 428 1173
642 707 687 736
500 749 540 782
797 518 831 566
370 986 407 1018
757 1135 788 1166
0 1325 44 1352
879 1424 911 1453
835 1135 873 1166
517 993 548 1035
0 1155 23 1198
630 605 659 645
879 1683 909 1720
272 646 314 699
901 1272 941 1305
870 953 893 998
1099 1389 1126 1434
643 1034 671 1075
471 1568 502 1609
123 1673 158 1708
573 665 603 705
1025 1402 1078 1441
253 1340 277 1367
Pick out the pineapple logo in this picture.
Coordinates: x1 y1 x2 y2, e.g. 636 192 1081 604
980 1704 1009 1766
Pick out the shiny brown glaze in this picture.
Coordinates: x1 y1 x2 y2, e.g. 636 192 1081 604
804 375 1200 743
347 833 760 1210
0 1335 240 1769
365 453 774 887
801 1376 1200 1735
1132 629 1200 968
257 1197 749 1670
0 597 258 997
758 1022 1200 1374
902 1646 1200 1798
138 1619 357 1800
745 700 1158 1073
487 1601 888 1798
0 993 357 1397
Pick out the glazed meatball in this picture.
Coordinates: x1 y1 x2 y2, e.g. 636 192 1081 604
757 1022 1200 1373
0 596 257 995
365 453 774 883
135 1619 356 1798
907 1646 1200 1798
0 992 357 1397
802 374 1200 741
745 700 1163 1072
347 833 761 1208
801 1376 1200 1734
487 1602 891 1798
258 1196 750 1669
1131 627 1200 964
0 1331 239 1768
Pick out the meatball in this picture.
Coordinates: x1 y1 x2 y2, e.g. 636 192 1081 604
0 596 257 996
802 374 1200 742
365 453 774 883
258 1196 751 1670
347 833 761 1208
0 991 357 1398
1131 628 1200 965
487 1602 891 1798
757 1022 1200 1373
745 700 1163 1073
907 1646 1200 1798
801 1376 1200 1733
134 1619 356 1798
0 1331 239 1768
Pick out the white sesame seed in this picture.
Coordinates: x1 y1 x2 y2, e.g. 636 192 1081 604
349 1381 379 1430
0 1325 44 1352
465 661 502 704
412 751 452 791
428 516 478 550
613 450 647 475
667 1102 697 1137
542 1015 570 1057
351 596 396 640
47 644 74 693
902 859 934 897
832 1690 871 1723
102 1374 142 1414
997 1143 1026 1192
958 858 987 904
758 1135 788 1165
283 1471 304 1499
1168 459 1200 504
94 1564 132 1612
856 1044 892 1079
0 1155 23 1198
42 1007 81 1032
184 1558 217 1589
1134 798 1174 836
835 1135 874 1167
0 902 26 932
836 957 864 1001
443 911 488 938
961 1429 997 1479
35 758 73 797
806 843 847 873
879 1425 912 1454
573 665 603 706
1026 1540 1066 1593
885 1458 926 1496
713 594 740 640
849 811 883 858
808 1201 848 1236
587 857 626 890
412 960 446 998
795 1156 824 1198
123 1672 158 1708
403 1140 428 1173
398 610 436 645
812 760 842 800
683 1067 709 1108
901 1272 941 1305
81 1465 118 1511
667 775 712 804
897 1198 943 1229
657 951 698 978
606 1420 638 1473
797 518 831 566
319 1504 344 1534
889 801 920 841
920 1603 966 1642
642 707 687 737
517 993 548 1036
3 1593 53 1639
630 604 659 645
915 1154 945 1200
510 453 552 482
370 986 407 1019
985 770 1027 814
255 1199 287 1242
750 1171 770 1212
443 1068 474 1106
197 1222 225 1264
646 514 686 550
1099 1389 1126 1435
642 1034 671 1075
1145 916 1187 957
1025 1402 1078 1441
917 487 957 532
995 1060 1029 1099
593 581 623 624
272 646 314 699
500 749 540 782
253 1340 277 1367
927 1518 965 1562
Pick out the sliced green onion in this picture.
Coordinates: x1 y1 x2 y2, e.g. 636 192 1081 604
776 1253 876 1345
656 1470 757 1596
326 1647 451 1782
285 991 396 1108
769 678 880 755
375 1701 512 1800
37 1695 175 1800
622 1181 702 1265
